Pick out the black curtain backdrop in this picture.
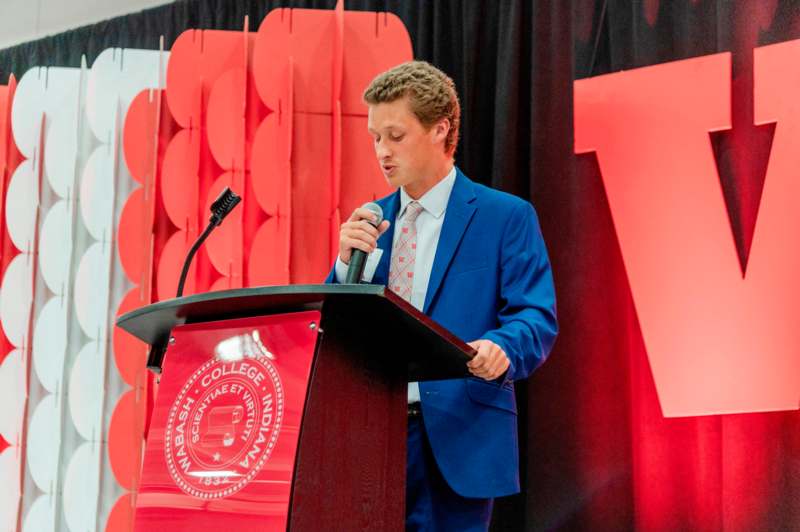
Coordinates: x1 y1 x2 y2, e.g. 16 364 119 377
4 0 800 530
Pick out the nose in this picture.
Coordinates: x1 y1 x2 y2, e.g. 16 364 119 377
375 138 391 160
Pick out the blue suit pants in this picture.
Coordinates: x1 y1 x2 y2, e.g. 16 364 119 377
406 416 493 531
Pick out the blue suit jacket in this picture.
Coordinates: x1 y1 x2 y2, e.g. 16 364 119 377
326 168 557 498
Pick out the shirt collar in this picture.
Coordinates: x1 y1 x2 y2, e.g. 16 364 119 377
399 166 457 220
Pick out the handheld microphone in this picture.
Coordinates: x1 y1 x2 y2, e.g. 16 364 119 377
147 187 242 373
344 202 384 284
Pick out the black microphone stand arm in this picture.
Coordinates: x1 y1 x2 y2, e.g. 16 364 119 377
146 187 242 373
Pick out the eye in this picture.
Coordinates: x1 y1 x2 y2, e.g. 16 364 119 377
390 133 404 141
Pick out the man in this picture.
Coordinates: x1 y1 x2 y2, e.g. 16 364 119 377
326 60 557 531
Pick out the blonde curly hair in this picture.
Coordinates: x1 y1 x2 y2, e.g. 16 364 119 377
363 60 461 154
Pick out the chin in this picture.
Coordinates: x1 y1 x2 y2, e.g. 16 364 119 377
385 174 405 189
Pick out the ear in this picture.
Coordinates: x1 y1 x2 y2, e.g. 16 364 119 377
431 118 450 145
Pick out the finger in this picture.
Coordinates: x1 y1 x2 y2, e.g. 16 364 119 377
474 344 507 380
478 342 494 363
472 360 492 375
485 347 504 372
477 368 493 380
481 356 500 379
343 220 379 239
357 220 381 236
343 228 379 248
475 370 492 380
349 207 380 224
341 222 378 243
467 341 491 368
487 355 509 380
468 366 489 378
377 220 391 235
477 365 498 380
497 357 511 377
466 342 482 365
342 236 374 255
347 208 369 223
467 351 487 368
466 341 480 358
481 343 500 369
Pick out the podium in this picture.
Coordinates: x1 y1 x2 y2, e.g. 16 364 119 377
117 284 475 531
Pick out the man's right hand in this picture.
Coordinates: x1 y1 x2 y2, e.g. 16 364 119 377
339 207 391 264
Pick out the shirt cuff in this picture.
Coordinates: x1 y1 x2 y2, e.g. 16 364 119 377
334 256 349 283
335 250 383 283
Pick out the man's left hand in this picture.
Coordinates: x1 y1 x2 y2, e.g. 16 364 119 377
466 339 510 381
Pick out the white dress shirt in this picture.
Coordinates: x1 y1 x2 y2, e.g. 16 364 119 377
335 166 457 403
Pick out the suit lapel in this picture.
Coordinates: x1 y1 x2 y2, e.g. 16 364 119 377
371 190 400 286
423 169 477 313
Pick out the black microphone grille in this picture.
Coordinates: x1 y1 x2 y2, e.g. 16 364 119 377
210 187 242 225
362 202 384 227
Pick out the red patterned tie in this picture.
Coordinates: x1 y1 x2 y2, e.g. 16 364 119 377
389 201 424 301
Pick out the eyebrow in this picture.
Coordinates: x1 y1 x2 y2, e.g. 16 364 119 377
367 124 403 134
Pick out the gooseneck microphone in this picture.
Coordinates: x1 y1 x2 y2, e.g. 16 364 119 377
344 202 384 284
176 187 242 298
147 187 241 373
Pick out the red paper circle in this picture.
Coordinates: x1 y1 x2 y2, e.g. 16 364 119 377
250 115 291 217
166 30 247 129
117 188 146 284
204 173 242 276
247 218 290 287
104 493 133 532
123 90 159 185
290 215 333 283
339 12 414 114
108 390 145 491
161 129 200 230
209 275 234 292
253 8 332 113
252 9 290 109
113 287 148 387
165 30 203 129
157 230 196 300
207 68 247 171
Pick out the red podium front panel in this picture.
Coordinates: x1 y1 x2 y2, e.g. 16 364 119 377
134 310 320 531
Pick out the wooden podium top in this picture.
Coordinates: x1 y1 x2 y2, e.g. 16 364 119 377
116 284 476 381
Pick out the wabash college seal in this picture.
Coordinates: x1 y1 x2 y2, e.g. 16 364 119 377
164 354 284 499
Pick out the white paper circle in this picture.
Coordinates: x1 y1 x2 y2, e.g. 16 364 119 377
80 147 115 240
26 396 61 492
13 67 80 162
6 159 39 252
62 441 101 532
41 68 81 116
32 298 68 393
73 243 110 339
39 200 73 295
0 448 22 527
11 67 46 158
22 493 56 532
0 254 34 348
44 106 78 199
68 342 104 440
86 48 122 142
87 48 168 140
0 349 26 443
